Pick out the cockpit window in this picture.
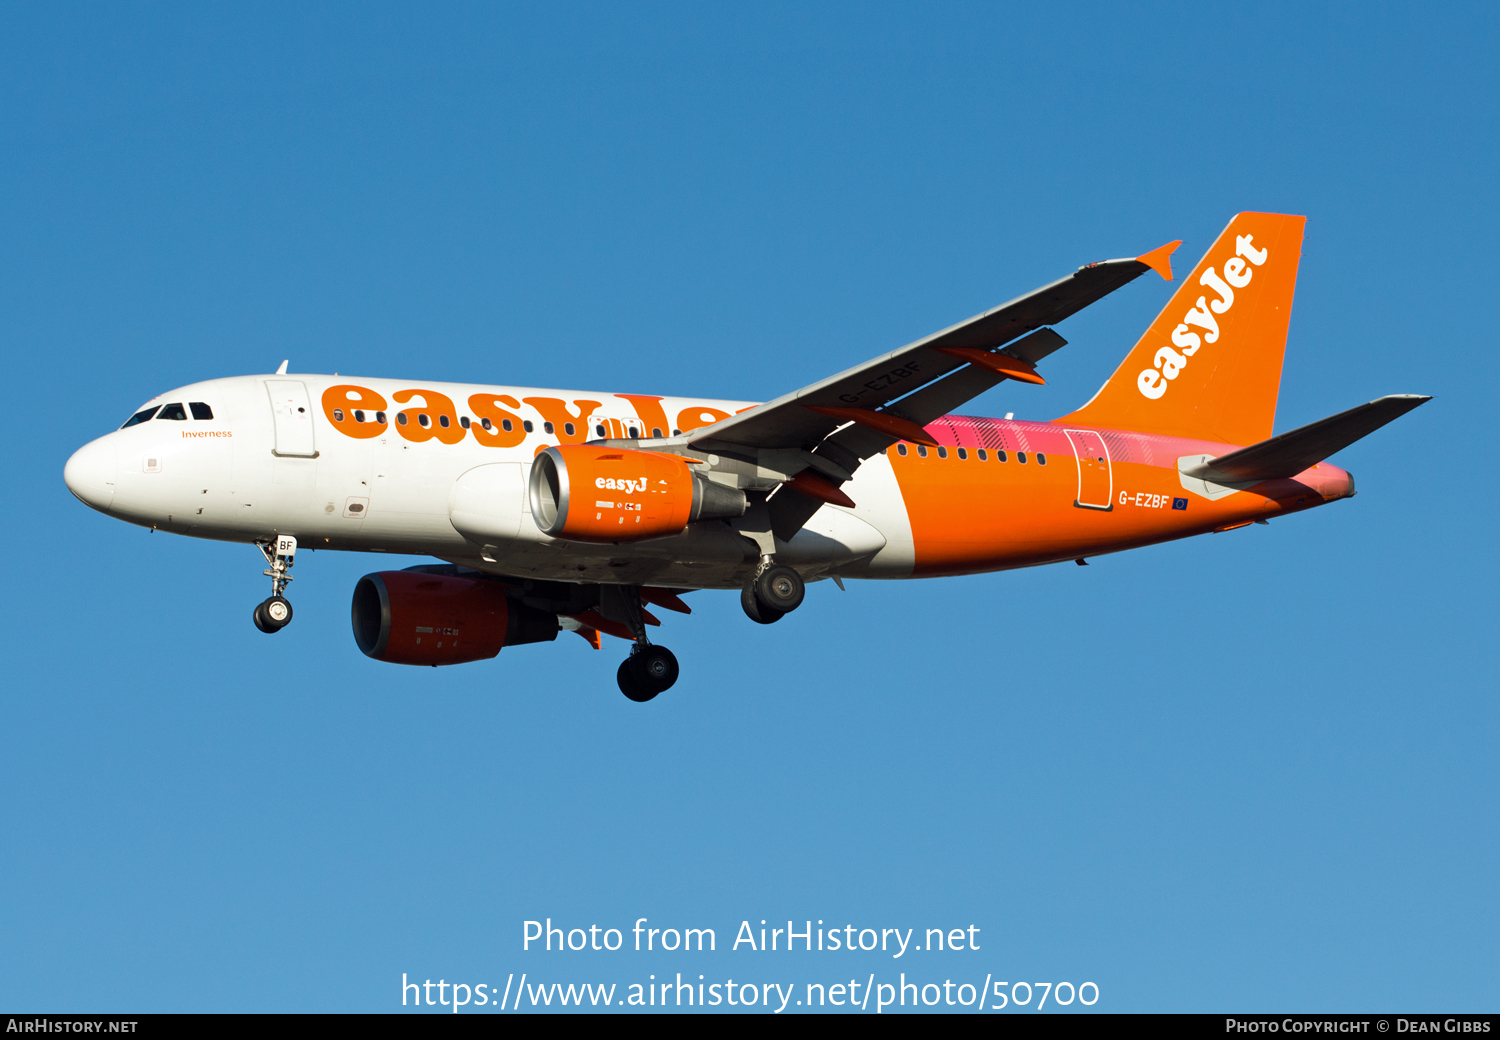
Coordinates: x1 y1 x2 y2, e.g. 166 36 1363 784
157 403 187 421
189 402 213 420
122 406 160 428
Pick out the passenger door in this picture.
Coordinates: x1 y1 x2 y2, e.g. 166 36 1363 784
1063 428 1113 510
266 380 318 458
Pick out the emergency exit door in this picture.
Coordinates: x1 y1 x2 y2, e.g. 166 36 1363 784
1063 428 1113 510
266 380 318 458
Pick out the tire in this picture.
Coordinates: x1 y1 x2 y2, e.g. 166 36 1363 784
741 583 784 625
754 564 805 614
264 596 293 626
617 658 658 702
631 645 679 694
253 601 279 634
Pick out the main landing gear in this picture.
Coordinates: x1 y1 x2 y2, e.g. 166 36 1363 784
253 535 298 634
741 561 805 625
601 585 679 703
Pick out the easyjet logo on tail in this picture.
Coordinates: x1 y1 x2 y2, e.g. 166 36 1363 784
1137 235 1269 400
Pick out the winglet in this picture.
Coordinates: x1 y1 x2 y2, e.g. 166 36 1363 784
1135 240 1182 282
275 360 289 375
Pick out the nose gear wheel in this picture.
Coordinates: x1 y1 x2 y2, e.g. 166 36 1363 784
253 595 293 633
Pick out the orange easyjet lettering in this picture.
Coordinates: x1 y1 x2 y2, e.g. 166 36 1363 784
392 389 465 444
321 384 389 438
522 397 603 444
1137 234 1269 400
467 393 528 448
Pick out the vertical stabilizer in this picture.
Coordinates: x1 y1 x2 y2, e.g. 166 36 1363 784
1057 212 1306 446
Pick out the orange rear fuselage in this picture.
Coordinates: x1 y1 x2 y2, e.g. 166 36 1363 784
891 415 1352 577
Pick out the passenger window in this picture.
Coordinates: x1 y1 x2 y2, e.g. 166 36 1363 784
977 449 988 461
917 445 928 458
896 443 908 456
332 408 345 422
595 424 607 437
189 402 213 420
543 421 554 434
418 414 431 428
397 413 408 425
1017 451 1028 464
375 411 387 424
438 415 450 428
523 420 534 433
564 422 576 436
122 406 159 428
158 403 187 421
651 427 662 438
459 416 470 429
353 410 365 423
997 450 1008 462
1037 453 1047 465
498 418 510 432
936 446 948 459
957 448 967 460
672 429 681 436
628 426 639 438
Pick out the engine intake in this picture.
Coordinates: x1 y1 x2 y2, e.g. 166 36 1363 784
529 445 746 543
351 569 558 666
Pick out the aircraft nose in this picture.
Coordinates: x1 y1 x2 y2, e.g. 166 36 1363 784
64 437 117 512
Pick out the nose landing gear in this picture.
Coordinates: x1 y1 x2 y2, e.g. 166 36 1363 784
601 584 679 702
253 535 298 634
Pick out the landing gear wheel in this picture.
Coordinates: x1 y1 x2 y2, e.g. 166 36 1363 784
253 601 276 633
754 564 804 614
254 596 293 633
617 659 656 702
617 645 679 702
741 583 784 625
633 645 679 692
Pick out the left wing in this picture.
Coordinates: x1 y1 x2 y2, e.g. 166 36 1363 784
688 240 1179 461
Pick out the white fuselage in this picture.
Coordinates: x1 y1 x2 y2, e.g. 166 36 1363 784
64 374 917 589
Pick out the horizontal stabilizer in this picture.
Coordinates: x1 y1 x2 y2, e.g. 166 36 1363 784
1182 395 1431 483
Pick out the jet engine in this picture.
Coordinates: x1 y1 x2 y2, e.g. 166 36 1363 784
529 445 746 543
351 569 559 666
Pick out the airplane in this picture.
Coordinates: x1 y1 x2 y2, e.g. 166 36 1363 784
63 212 1428 702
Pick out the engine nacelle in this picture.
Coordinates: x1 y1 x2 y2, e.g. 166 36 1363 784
529 445 746 543
351 569 559 666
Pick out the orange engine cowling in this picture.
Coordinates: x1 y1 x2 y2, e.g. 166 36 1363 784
529 445 745 543
351 569 559 666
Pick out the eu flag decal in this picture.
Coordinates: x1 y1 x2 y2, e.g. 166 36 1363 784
1172 498 1188 510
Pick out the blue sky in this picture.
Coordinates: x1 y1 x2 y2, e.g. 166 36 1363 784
1 2 1495 1013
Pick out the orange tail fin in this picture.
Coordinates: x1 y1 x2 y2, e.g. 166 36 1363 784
1057 212 1306 446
